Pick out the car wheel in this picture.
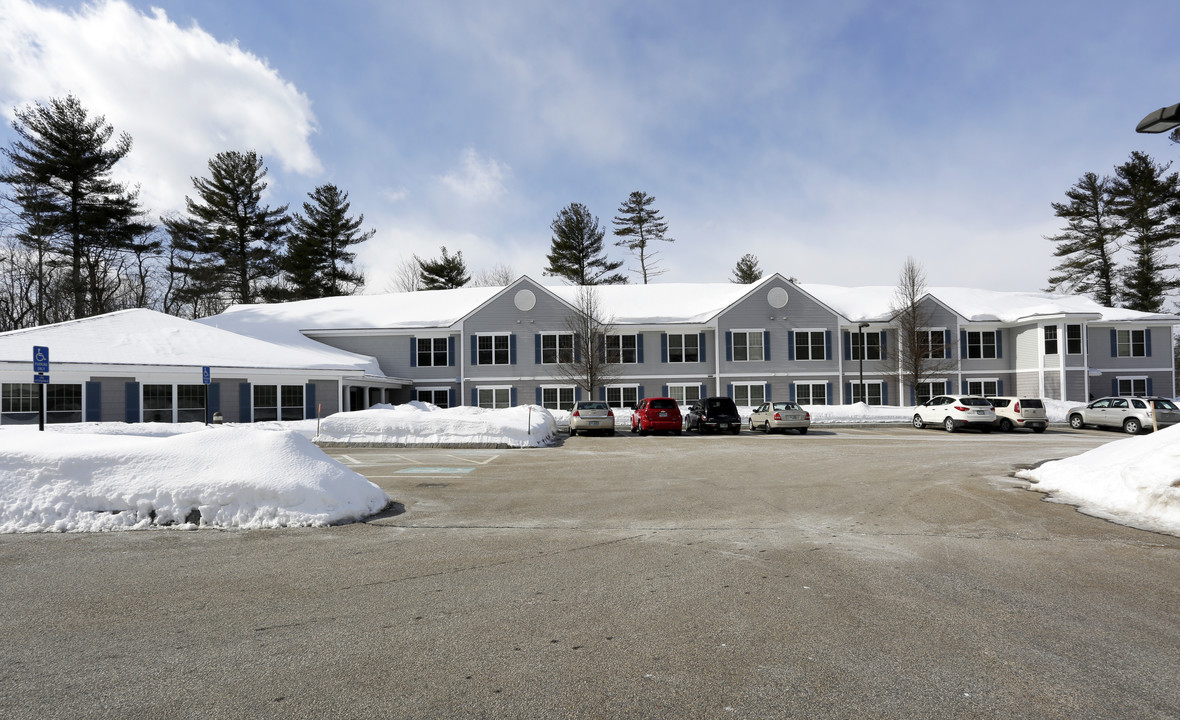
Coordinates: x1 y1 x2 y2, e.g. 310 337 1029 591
1123 418 1141 435
1032 426 1046 434
732 426 741 435
569 427 577 437
944 417 956 433
608 429 616 437
913 414 925 430
639 424 649 436
762 421 771 434
797 427 808 435
1068 414 1084 430
630 421 638 434
674 429 682 436
999 418 1013 432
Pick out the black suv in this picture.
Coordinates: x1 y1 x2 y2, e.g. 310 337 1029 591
686 396 742 434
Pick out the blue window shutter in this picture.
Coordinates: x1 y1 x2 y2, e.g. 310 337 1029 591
1147 377 1153 395
638 385 645 400
510 387 517 406
575 387 583 402
574 333 582 363
599 387 606 401
1146 328 1152 356
960 330 967 357
410 336 417 367
1110 329 1117 357
843 331 851 361
1111 378 1118 396
727 383 733 399
943 380 951 394
662 384 668 396
448 388 456 408
763 331 771 361
910 386 916 405
304 383 315 420
845 382 851 404
995 332 1002 359
725 331 733 362
637 335 644 363
536 387 542 405
535 334 542 364
880 331 888 360
471 335 478 365
124 382 141 423
85 382 101 422
598 334 606 364
699 332 707 362
882 383 889 404
997 379 1004 395
944 330 951 359
660 334 668 363
700 383 707 399
788 332 795 361
825 331 832 361
962 379 969 393
209 382 221 416
510 334 517 364
238 382 251 423
789 384 796 402
471 388 478 406
765 384 771 402
826 382 832 405
448 336 456 367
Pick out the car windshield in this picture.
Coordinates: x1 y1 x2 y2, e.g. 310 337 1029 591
649 399 676 409
1020 399 1043 408
707 399 734 410
773 402 801 411
578 402 608 410
959 398 992 407
1151 398 1178 411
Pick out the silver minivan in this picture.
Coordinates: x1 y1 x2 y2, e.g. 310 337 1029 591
1066 396 1180 434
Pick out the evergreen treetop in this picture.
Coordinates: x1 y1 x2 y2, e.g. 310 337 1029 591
612 190 674 284
545 202 626 285
731 253 763 284
284 183 372 299
416 246 470 290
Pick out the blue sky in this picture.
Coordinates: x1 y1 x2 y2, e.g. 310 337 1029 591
1 0 1178 295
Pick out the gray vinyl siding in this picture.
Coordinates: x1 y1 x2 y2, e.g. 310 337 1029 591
307 334 408 378
91 376 134 423
1064 369 1088 403
1044 373 1061 399
958 327 1008 373
309 379 340 416
1090 325 1170 372
1013 325 1039 368
217 377 247 421
1015 371 1040 397
465 280 570 386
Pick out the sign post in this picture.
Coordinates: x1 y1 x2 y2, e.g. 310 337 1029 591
202 366 211 425
33 346 49 431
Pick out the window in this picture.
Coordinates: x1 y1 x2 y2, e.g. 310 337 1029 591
417 337 449 367
732 383 766 407
1116 329 1146 358
795 382 827 405
849 381 883 406
668 334 699 363
417 389 450 407
917 330 945 360
605 385 639 408
1117 377 1148 397
477 334 511 365
144 384 173 423
253 385 277 422
605 334 638 364
1044 326 1058 355
541 386 576 411
667 384 701 405
1 383 38 424
477 387 511 409
850 332 881 361
540 334 573 364
966 379 999 397
1066 324 1083 355
280 385 304 420
965 331 998 359
732 331 765 362
794 331 825 361
915 381 945 405
177 384 206 423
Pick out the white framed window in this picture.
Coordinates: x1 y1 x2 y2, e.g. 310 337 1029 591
915 380 946 405
605 385 639 408
917 329 945 360
731 383 766 407
850 332 881 361
605 334 638 364
477 387 512 409
965 331 998 359
477 334 511 365
540 333 573 364
1 383 84 425
1044 325 1059 355
416 337 449 367
1116 377 1148 397
1066 324 1083 355
794 330 825 361
794 382 827 405
1116 329 1147 358
177 384 206 423
966 379 999 397
849 381 883 405
541 386 576 411
667 384 701 405
144 384 174 423
733 330 765 362
417 388 450 407
253 384 303 422
668 334 699 363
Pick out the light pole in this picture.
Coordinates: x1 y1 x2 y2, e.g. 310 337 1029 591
858 322 870 404
1136 103 1180 134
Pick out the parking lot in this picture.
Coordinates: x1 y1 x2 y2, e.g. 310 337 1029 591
3 426 1178 719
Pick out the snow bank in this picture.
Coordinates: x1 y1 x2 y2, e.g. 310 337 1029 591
0 427 389 533
1016 424 1180 535
315 402 558 447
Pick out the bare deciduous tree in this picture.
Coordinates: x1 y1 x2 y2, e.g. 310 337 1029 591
889 257 957 404
386 254 423 293
550 285 619 398
469 262 516 287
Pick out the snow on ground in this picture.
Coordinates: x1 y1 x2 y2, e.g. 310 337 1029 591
315 402 557 447
1016 424 1180 535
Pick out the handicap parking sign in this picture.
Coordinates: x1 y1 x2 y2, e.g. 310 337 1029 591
33 346 49 373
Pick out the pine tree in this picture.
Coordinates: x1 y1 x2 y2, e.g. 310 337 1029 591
612 191 674 284
545 202 626 285
1044 172 1121 306
730 253 763 284
284 184 372 299
416 246 469 289
1108 151 1180 312
163 151 289 312
0 95 148 319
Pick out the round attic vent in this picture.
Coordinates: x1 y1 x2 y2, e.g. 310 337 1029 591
514 289 536 312
767 287 788 309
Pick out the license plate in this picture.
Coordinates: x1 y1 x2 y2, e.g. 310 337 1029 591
658 412 667 417
719 423 729 429
588 421 599 426
974 410 984 415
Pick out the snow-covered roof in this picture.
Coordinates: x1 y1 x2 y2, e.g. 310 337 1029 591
549 283 754 325
0 309 383 374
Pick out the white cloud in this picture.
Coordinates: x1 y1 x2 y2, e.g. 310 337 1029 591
0 0 321 216
438 147 510 204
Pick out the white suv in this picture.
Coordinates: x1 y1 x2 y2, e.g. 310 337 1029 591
913 395 996 433
1066 396 1180 434
987 396 1048 433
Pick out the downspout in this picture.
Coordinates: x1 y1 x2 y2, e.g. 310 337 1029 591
714 320 722 397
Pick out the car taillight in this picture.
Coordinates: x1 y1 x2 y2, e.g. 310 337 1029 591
804 412 810 420
607 409 614 417
953 406 969 412
572 410 580 417
1013 401 1020 413
773 412 781 420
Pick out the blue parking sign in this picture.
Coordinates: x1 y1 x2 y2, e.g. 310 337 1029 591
33 346 49 373
202 366 211 385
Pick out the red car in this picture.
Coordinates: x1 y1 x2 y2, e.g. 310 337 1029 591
630 397 683 435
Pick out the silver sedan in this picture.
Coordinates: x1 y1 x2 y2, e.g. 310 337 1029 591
749 402 811 434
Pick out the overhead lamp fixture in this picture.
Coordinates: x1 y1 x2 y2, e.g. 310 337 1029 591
1136 102 1180 133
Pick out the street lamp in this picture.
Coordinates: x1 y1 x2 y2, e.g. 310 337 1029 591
1136 102 1180 134
857 322 870 404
